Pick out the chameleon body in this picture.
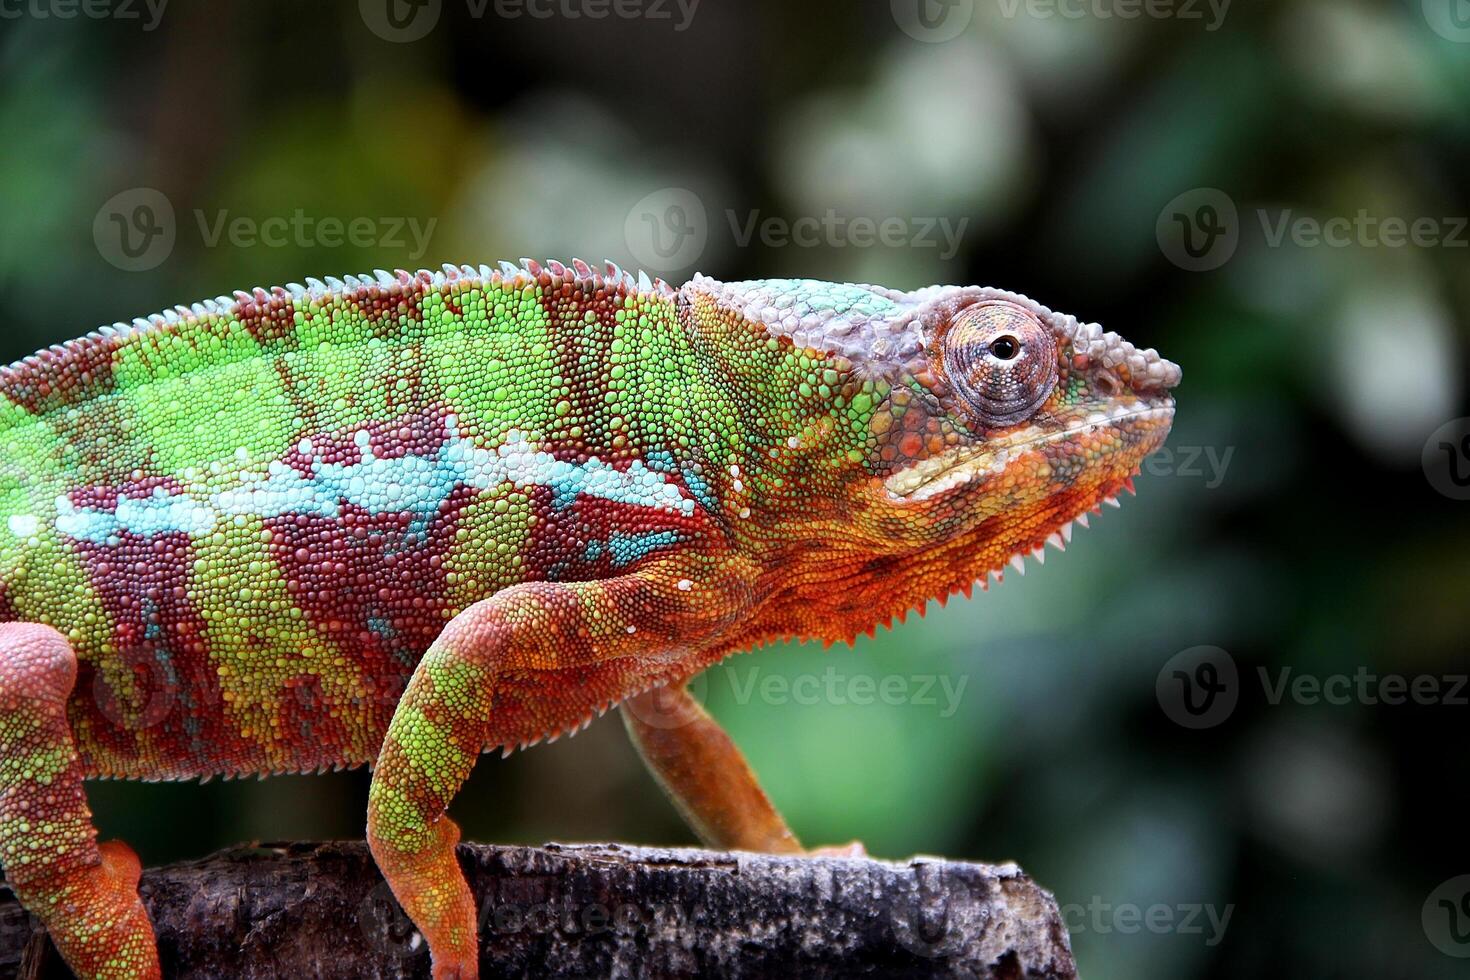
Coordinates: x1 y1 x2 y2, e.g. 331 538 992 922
0 259 1178 978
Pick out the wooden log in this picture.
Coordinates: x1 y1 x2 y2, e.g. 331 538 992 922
1 841 1077 978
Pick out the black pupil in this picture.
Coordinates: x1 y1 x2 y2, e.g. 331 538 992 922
989 336 1020 360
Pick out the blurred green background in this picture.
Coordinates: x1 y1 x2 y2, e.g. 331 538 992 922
1 1 1468 976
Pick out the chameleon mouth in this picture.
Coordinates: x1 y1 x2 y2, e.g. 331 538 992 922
883 402 1175 502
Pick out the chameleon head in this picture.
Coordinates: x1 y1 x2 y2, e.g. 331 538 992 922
862 285 1180 571
692 275 1179 587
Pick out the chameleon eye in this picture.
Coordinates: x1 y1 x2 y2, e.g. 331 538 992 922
988 335 1020 360
940 302 1058 427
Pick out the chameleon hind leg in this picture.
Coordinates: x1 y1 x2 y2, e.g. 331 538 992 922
366 558 754 980
621 683 866 858
621 683 802 853
0 623 160 980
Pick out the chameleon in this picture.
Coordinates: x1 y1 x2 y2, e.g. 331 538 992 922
0 259 1178 978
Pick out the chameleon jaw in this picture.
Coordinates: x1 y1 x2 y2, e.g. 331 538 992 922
882 402 1176 503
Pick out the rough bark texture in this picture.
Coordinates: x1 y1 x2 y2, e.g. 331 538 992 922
0 841 1077 979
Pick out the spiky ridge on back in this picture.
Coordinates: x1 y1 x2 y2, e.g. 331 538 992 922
0 260 676 421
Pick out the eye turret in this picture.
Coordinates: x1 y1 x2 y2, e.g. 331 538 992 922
939 301 1059 427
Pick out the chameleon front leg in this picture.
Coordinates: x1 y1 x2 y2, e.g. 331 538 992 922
366 557 754 980
621 684 802 854
0 623 161 980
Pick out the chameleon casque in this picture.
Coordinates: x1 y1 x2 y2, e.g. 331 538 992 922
0 259 1178 978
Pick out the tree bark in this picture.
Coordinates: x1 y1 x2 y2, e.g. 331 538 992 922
1 841 1077 979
